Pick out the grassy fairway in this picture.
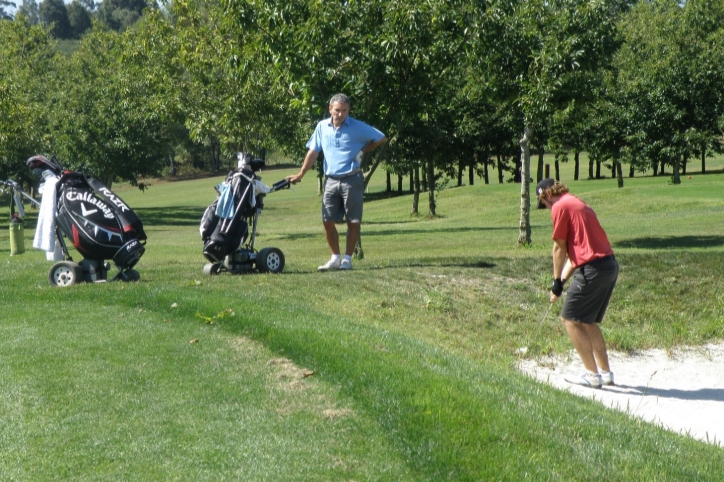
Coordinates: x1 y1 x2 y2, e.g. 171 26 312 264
0 162 723 479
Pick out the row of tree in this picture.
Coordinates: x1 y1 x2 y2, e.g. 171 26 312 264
2 0 724 243
10 0 149 39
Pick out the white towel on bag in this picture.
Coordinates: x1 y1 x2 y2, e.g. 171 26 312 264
33 176 59 253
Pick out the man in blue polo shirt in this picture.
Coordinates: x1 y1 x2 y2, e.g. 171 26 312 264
286 93 386 271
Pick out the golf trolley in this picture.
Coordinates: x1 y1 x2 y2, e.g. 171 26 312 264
10 155 148 287
200 153 290 275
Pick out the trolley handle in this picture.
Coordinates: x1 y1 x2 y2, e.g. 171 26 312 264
270 179 291 193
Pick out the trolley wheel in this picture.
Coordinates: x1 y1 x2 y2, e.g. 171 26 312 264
257 247 285 274
124 269 141 282
203 263 221 276
49 261 83 287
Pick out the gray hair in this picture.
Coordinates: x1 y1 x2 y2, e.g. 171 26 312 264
329 93 350 107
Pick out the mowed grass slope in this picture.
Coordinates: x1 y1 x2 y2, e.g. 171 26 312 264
0 161 723 480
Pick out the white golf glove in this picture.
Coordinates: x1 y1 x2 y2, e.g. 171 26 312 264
355 151 364 163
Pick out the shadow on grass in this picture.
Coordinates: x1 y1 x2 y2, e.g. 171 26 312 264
134 206 205 227
614 236 724 249
282 258 497 274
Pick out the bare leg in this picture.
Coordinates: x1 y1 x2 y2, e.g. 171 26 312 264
562 318 599 373
584 323 610 372
323 221 340 255
345 222 360 257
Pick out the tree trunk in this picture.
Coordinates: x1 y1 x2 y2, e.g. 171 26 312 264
427 157 436 217
588 158 594 179
169 153 176 177
386 171 391 192
554 160 560 181
701 144 706 173
397 174 403 194
483 153 489 185
673 154 681 184
362 142 388 190
497 154 504 184
457 159 464 187
536 149 544 182
469 153 476 186
629 164 635 177
514 155 522 183
518 127 532 246
210 138 221 171
653 161 659 176
596 160 601 179
409 169 414 192
411 165 420 214
616 157 624 188
611 161 616 178
574 151 580 181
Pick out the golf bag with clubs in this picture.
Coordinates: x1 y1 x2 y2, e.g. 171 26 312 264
200 153 290 275
26 155 147 286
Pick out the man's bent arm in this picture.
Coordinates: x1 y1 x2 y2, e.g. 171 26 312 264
552 239 568 280
361 137 387 154
287 149 319 183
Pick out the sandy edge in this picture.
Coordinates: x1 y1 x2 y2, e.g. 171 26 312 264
517 342 724 447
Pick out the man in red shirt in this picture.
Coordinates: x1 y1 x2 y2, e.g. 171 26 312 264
537 178 619 388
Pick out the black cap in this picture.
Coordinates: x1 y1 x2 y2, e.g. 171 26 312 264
536 178 556 209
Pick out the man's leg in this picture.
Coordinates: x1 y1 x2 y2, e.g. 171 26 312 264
583 323 610 372
323 221 341 255
562 318 599 373
345 222 360 257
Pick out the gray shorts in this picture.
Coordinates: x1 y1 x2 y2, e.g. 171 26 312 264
322 172 364 223
561 255 619 324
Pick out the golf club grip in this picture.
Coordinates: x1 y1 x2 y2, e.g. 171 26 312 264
271 179 291 192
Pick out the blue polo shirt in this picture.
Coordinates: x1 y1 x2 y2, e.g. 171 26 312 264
306 116 385 177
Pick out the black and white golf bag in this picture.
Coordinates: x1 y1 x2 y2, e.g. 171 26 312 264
200 156 263 264
27 155 147 286
200 153 290 274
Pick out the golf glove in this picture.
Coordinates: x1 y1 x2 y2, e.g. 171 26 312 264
551 278 564 297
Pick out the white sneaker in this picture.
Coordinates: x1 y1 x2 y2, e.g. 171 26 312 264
600 371 614 386
339 258 352 270
564 372 602 389
318 257 342 271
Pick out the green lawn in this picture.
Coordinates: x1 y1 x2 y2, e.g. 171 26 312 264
0 158 723 480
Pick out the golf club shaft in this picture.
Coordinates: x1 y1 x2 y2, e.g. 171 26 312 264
529 302 554 347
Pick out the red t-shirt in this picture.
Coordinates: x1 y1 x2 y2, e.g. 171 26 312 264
551 193 613 267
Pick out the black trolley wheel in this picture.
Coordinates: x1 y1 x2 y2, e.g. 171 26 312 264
257 247 285 274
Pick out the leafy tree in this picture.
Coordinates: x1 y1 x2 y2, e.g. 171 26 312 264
15 0 40 25
616 0 724 184
0 0 13 20
98 0 147 31
49 27 169 188
212 0 477 219
0 19 56 182
67 0 92 38
39 0 72 39
476 0 629 245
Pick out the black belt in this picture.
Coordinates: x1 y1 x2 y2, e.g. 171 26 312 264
585 254 615 265
327 170 361 180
